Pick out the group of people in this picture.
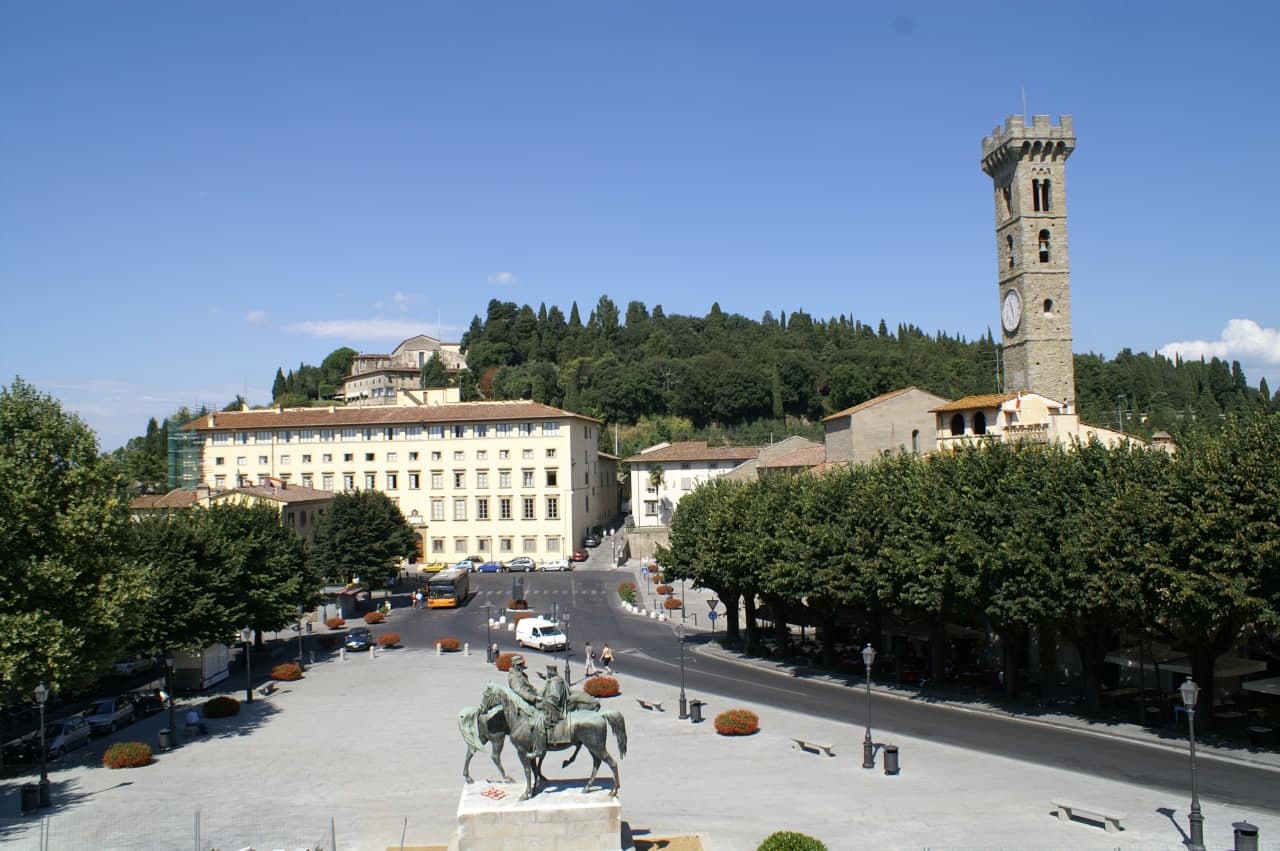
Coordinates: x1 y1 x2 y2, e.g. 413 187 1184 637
584 641 614 676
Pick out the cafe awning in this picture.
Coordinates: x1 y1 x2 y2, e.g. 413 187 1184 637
1104 645 1266 678
1241 676 1280 697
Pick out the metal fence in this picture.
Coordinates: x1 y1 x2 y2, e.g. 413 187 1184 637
0 812 336 851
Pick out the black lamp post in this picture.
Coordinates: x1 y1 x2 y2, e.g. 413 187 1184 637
861 643 877 769
34 682 50 808
164 650 177 747
561 611 571 684
1180 676 1206 851
296 605 306 671
484 604 494 663
675 623 689 719
240 628 254 704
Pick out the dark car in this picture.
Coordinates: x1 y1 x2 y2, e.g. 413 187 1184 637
478 560 506 573
130 692 165 717
570 548 589 562
583 534 601 548
344 627 374 652
507 556 536 572
2 734 38 765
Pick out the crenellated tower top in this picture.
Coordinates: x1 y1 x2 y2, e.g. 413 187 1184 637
981 114 1075 177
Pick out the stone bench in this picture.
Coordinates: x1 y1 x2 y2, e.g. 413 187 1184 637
792 738 835 757
1051 799 1125 833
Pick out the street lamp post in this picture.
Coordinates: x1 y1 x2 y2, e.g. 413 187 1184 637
861 644 877 769
484 604 494 663
164 650 177 748
240 628 254 704
1180 676 1206 851
561 611 571 684
675 623 689 719
296 605 306 671
34 682 50 808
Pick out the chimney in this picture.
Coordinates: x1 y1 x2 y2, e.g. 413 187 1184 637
208 413 216 427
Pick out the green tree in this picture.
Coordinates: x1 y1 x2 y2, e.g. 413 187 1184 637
309 490 417 588
0 378 143 695
420 352 449 388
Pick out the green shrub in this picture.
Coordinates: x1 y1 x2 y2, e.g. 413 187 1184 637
617 582 637 604
102 741 152 769
378 632 400 647
271 663 303 681
757 831 827 851
583 676 620 698
714 708 759 736
203 696 240 718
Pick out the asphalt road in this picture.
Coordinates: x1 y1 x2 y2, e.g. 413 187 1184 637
388 567 1280 815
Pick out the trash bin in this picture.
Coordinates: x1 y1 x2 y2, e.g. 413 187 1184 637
689 700 706 723
1233 821 1259 851
38 779 50 808
158 728 174 751
883 744 900 775
20 784 39 815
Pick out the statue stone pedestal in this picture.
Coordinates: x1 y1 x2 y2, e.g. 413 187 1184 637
452 783 622 851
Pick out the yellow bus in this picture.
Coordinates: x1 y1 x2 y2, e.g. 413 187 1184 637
427 568 470 608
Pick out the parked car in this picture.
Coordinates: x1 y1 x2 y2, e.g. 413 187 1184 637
130 691 165 717
583 534 601 548
112 656 156 676
515 617 569 652
541 558 572 572
506 556 536 572
570 549 589 562
85 696 137 735
421 560 448 573
453 556 484 572
45 716 91 759
344 627 374 652
2 734 38 765
478 560 506 573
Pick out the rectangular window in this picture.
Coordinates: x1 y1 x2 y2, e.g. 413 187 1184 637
494 423 511 437
546 536 560 553
454 538 468 554
546 448 556 458
322 453 333 463
409 472 420 490
499 538 513 553
453 471 465 488
499 470 511 489
280 455 291 465
499 449 510 460
343 453 354 462
518 423 534 436
431 499 444 521
386 473 398 490
256 431 272 443
476 450 487 460
453 498 467 520
431 538 445 554
302 454 312 463
546 469 558 487
406 426 421 439
499 497 512 520
341 428 357 441
257 474 269 485
237 456 247 466
645 500 658 516
476 497 489 520
544 422 559 435
364 452 374 462
215 456 225 466
300 429 315 441
212 433 229 445
476 470 489 488
682 477 692 491
522 536 537 553
431 471 443 490
522 497 535 520
409 451 419 461
522 469 534 488
214 474 226 488
302 474 313 488
475 424 488 438
322 474 334 490
453 450 465 461
386 452 397 462
431 451 442 461
343 474 355 491
278 430 291 443
546 496 559 520
235 432 247 445
451 425 465 438
320 429 334 442
427 425 444 439
477 537 491 553
385 427 395 440
522 448 534 459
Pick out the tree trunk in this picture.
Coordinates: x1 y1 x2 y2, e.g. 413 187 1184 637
718 589 742 645
1001 626 1020 701
743 595 762 656
929 614 948 684
766 595 789 655
820 610 838 668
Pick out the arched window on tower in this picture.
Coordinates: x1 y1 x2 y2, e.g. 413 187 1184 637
1002 184 1012 216
1040 179 1052 211
1038 229 1051 263
1043 298 1055 315
974 412 988 435
950 413 965 437
1006 235 1015 268
1032 179 1041 212
911 429 920 453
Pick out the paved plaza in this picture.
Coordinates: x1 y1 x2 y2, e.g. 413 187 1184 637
4 630 1279 851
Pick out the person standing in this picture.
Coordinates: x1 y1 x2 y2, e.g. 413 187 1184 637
600 643 614 674
584 641 596 675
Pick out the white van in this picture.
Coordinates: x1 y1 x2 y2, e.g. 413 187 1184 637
515 617 568 652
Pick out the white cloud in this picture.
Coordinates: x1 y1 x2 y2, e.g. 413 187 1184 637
245 310 267 324
1159 319 1280 366
488 272 520 285
393 292 418 311
285 319 444 341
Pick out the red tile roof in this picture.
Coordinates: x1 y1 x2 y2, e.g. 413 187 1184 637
823 387 944 422
930 393 1021 413
129 489 201 510
183 401 598 431
758 445 827 469
623 441 759 464
213 483 335 505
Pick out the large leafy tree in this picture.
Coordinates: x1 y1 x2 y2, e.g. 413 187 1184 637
309 490 417 588
0 378 144 695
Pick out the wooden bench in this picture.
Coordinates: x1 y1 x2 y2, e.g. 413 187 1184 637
1051 799 1125 833
636 698 664 712
792 738 836 757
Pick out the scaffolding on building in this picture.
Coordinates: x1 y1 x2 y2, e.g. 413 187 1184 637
167 421 203 491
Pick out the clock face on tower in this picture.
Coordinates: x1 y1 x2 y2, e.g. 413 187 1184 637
1001 289 1022 334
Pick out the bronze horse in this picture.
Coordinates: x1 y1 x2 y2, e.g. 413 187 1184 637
461 683 626 800
457 689 603 785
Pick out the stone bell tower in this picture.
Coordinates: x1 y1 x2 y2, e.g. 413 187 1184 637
981 114 1077 410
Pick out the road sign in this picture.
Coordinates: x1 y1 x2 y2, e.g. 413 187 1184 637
640 565 649 574
708 610 719 621
707 598 719 612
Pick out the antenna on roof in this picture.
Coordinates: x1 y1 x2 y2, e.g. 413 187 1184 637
1021 86 1028 120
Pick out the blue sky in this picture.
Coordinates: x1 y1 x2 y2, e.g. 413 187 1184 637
3 2 1278 453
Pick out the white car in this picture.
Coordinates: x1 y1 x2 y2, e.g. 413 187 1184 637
45 716 91 759
540 558 572 572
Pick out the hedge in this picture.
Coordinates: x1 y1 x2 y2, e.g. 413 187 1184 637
714 708 759 736
271 663 303 681
325 616 345 629
617 582 637 604
663 597 684 610
436 637 461 652
103 741 152 769
583 676 620 698
378 632 401 647
496 652 521 671
203 696 240 718
363 611 386 624
757 831 827 851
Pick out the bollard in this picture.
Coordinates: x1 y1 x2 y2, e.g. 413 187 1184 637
341 646 347 660
883 744 900 776
1233 821 1259 851
436 642 442 656
465 642 471 656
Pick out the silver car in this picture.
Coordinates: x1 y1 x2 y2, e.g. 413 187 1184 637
45 716 91 758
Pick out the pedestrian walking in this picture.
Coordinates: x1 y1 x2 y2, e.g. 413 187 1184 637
585 641 597 676
600 643 614 674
